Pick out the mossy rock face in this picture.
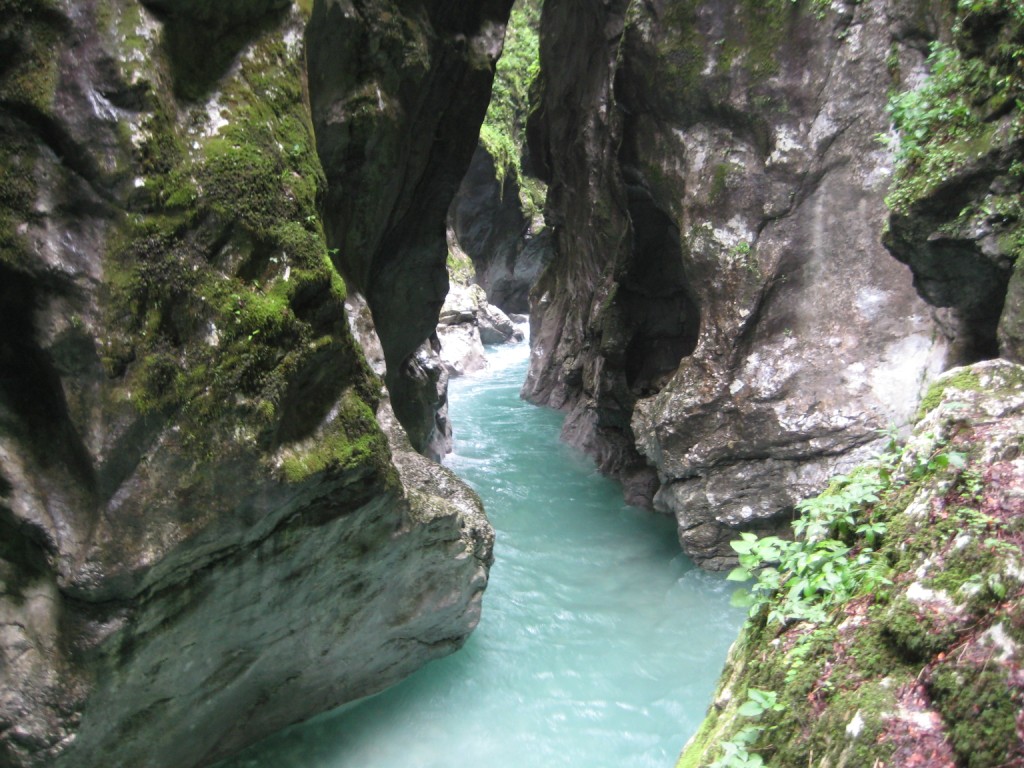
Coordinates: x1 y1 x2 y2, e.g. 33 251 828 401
883 0 1024 364
307 0 516 453
678 359 1024 767
0 2 495 766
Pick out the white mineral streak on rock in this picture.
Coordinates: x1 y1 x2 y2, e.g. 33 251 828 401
845 711 865 739
981 622 1018 662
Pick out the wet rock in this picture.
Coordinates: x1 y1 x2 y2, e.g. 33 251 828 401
525 0 950 562
478 300 520 344
436 283 522 378
0 3 493 766
438 323 488 377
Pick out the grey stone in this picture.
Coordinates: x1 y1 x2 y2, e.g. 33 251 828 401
308 0 516 455
524 0 951 565
448 146 554 314
0 2 494 766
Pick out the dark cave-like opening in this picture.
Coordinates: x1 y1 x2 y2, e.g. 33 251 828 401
621 188 700 396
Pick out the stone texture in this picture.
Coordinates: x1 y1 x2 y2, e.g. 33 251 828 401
448 145 554 314
678 359 1024 768
436 282 522 379
525 0 950 564
308 0 516 454
0 2 493 766
439 322 488 378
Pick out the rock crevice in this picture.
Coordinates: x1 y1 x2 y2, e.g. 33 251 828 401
525 0 952 565
0 2 503 765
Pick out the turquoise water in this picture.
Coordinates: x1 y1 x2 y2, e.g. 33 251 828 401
221 339 743 767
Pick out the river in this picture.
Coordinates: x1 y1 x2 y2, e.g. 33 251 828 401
219 338 743 767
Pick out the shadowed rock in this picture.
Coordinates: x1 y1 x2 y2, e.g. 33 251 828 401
0 2 495 766
524 0 950 565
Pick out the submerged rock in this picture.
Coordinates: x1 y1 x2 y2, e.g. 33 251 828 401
524 0 950 563
0 2 494 766
679 360 1024 768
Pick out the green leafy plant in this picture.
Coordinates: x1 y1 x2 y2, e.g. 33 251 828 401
728 439 903 625
729 433 975 628
710 689 786 768
479 0 540 191
884 0 1024 212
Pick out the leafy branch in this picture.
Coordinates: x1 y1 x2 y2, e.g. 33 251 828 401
729 432 968 627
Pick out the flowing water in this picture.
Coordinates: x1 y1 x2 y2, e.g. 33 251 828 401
221 339 743 768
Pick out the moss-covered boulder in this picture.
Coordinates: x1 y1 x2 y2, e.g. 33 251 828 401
679 359 1024 767
0 2 493 766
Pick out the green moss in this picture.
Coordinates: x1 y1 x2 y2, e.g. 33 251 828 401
916 368 982 420
280 390 388 483
101 11 375 462
155 0 293 101
0 0 64 112
446 249 475 286
0 127 39 272
886 1 1024 212
710 163 731 204
930 663 1021 768
650 0 705 95
846 618 907 678
480 0 541 190
882 595 964 660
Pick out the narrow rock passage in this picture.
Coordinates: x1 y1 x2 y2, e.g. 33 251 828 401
220 339 743 767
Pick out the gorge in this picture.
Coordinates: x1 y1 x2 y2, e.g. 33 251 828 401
217 339 744 767
1 0 1023 766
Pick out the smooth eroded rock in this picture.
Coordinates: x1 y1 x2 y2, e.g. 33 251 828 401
524 0 950 563
0 2 493 766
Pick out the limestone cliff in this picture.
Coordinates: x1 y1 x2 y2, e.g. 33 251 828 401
307 0 515 459
678 360 1024 767
525 0 954 566
0 1 496 766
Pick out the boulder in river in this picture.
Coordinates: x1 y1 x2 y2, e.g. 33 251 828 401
438 283 524 377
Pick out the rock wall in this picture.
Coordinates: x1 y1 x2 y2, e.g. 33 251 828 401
678 360 1024 767
525 0 953 566
307 0 515 458
448 145 553 315
882 0 1024 365
0 2 495 766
